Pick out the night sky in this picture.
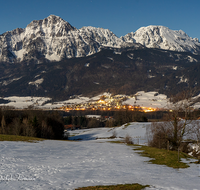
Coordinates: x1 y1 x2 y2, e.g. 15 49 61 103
0 0 199 39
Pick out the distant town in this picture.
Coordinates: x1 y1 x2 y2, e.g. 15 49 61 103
0 91 172 112
58 93 160 112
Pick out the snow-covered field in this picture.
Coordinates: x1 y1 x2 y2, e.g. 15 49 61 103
69 122 149 145
0 123 200 190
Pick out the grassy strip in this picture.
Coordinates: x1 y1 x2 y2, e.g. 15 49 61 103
108 141 192 168
0 134 45 142
123 123 131 129
133 145 191 168
107 140 124 144
76 183 149 190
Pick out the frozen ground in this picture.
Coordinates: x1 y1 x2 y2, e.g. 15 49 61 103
0 123 200 190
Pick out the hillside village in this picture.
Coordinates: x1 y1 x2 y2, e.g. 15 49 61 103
59 93 157 112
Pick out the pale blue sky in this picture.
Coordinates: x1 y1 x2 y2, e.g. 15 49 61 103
0 0 199 39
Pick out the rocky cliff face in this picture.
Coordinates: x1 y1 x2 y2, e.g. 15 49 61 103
0 15 128 63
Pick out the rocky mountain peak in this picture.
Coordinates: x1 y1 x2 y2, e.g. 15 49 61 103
26 15 76 37
122 25 200 53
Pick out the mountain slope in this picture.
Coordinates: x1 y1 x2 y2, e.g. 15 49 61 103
1 46 200 100
121 25 200 54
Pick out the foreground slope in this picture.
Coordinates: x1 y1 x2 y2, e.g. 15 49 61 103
0 123 199 190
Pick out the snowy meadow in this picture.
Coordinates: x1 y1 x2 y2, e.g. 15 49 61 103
0 123 200 190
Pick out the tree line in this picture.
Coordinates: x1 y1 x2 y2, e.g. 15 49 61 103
64 109 148 129
0 109 64 139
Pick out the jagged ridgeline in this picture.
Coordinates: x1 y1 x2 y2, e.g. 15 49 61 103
0 15 200 63
0 15 200 100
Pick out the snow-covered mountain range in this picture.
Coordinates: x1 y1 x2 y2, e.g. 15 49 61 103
0 15 128 63
0 15 200 63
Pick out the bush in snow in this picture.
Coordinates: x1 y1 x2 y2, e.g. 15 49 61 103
124 134 134 145
110 130 117 138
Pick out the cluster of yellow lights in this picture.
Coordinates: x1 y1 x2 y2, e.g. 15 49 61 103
141 106 157 112
59 96 159 112
61 105 158 112
98 100 106 104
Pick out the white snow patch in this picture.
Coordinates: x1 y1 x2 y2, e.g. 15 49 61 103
107 57 114 61
127 54 134 59
1 77 23 86
58 97 90 105
70 122 149 143
172 66 178 70
178 76 188 84
13 49 27 61
45 53 61 61
113 51 122 54
85 63 90 67
187 55 198 62
123 91 168 109
29 78 44 87
34 74 40 78
0 96 51 108
101 64 110 69
148 75 156 78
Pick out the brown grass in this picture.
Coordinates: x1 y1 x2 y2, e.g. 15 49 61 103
75 183 149 190
0 134 45 142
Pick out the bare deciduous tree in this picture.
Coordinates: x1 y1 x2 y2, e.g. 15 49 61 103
147 90 195 150
0 115 6 134
22 118 36 137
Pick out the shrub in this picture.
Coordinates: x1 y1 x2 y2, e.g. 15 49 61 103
110 130 117 138
87 118 100 128
124 134 133 144
146 122 170 149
